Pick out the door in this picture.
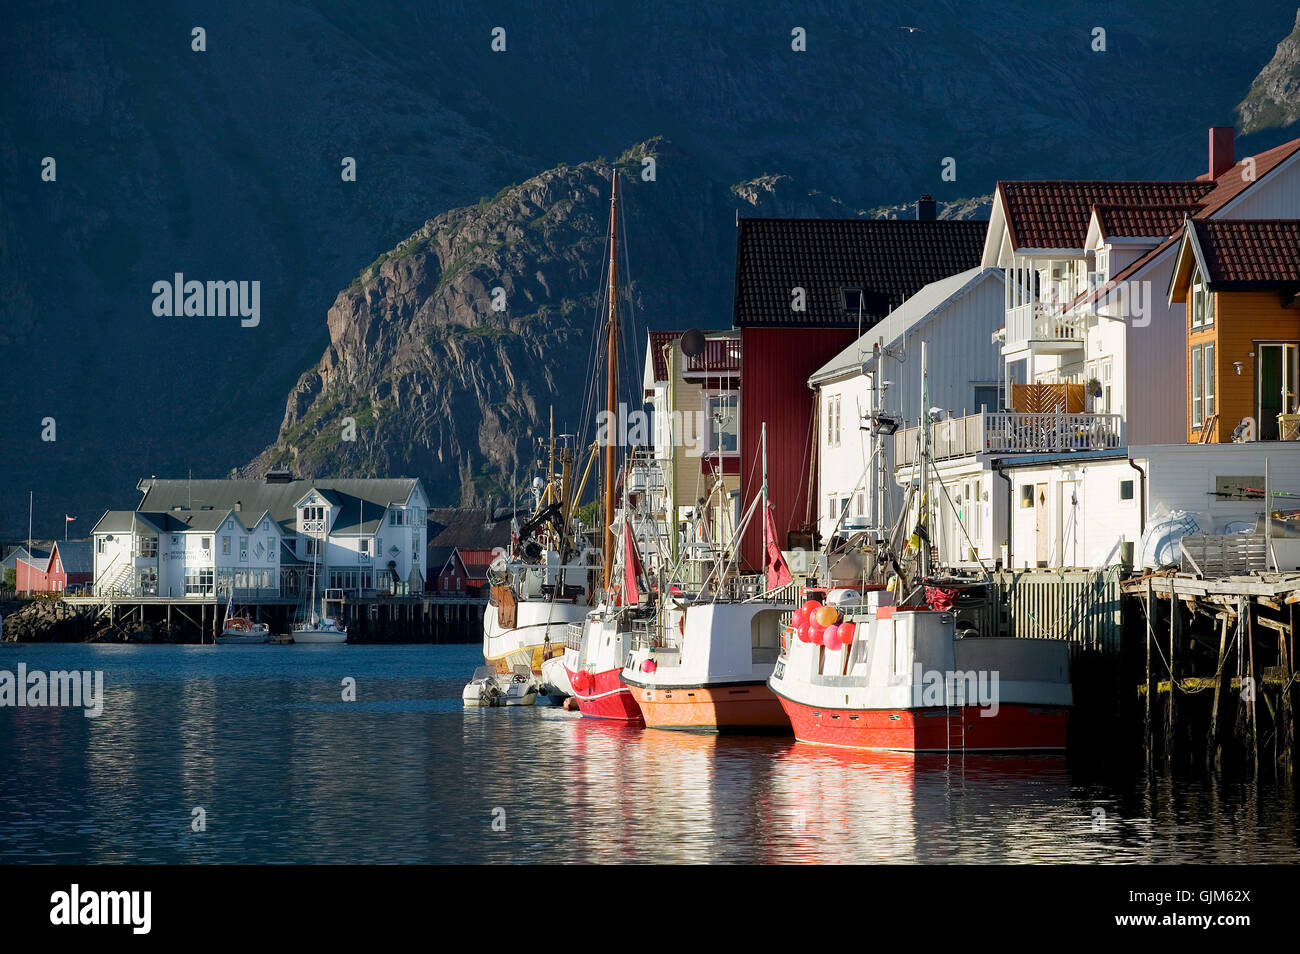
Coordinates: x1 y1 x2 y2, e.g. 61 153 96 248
1258 343 1299 440
1057 480 1078 568
1035 483 1050 567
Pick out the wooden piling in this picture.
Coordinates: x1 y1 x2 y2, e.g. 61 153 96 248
1208 610 1230 770
1166 589 1177 763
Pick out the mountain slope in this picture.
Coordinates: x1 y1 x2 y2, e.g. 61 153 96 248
243 140 874 504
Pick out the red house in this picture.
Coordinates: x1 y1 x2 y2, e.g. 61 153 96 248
14 547 50 593
15 540 92 594
426 508 513 595
732 210 986 569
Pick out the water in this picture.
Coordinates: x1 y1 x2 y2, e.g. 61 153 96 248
0 642 1296 864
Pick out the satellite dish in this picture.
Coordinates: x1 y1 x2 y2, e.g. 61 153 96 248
680 328 705 357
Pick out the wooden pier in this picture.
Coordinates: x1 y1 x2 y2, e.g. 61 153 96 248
62 591 486 644
1120 570 1298 778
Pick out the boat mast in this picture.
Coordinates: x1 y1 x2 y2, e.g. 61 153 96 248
919 341 932 579
602 171 620 591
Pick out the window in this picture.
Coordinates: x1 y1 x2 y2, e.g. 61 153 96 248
705 393 739 453
855 492 865 516
306 538 318 556
302 505 325 522
201 537 211 551
841 287 863 314
1191 345 1203 427
139 536 157 558
1204 343 1215 420
1120 480 1135 501
239 536 248 562
1190 268 1213 329
184 567 214 596
826 394 842 448
96 538 106 554
222 536 231 556
972 384 1000 412
360 539 370 555
1020 485 1034 509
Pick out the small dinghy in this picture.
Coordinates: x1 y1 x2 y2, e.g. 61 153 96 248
462 666 539 707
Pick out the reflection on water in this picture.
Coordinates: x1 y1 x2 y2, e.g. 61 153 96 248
0 643 1296 863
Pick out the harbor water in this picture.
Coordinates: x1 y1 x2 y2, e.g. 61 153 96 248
0 642 1296 864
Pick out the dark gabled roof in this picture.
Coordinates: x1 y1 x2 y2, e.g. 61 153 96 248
51 540 92 575
999 181 1214 251
137 478 421 537
427 507 513 551
15 546 50 568
1188 220 1300 287
732 218 986 328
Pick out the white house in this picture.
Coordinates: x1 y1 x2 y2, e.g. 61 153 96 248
90 473 429 598
894 127 1300 570
808 266 1008 544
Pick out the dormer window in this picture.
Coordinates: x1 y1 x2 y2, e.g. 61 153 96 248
841 288 863 314
1190 268 1213 328
303 505 326 521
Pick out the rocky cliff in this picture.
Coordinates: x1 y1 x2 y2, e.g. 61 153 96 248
243 140 867 504
1239 10 1300 133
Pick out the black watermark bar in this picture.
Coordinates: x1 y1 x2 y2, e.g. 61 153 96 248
2 864 1279 941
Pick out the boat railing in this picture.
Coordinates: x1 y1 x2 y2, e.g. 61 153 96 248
565 623 585 652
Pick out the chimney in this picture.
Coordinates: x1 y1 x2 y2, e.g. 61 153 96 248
916 194 936 221
1209 127 1234 179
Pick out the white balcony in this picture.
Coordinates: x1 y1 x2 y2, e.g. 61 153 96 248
1003 302 1087 357
894 411 1125 466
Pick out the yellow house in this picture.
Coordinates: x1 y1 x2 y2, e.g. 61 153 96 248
1168 219 1300 442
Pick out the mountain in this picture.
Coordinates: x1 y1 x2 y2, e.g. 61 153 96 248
1239 9 1300 133
241 140 857 502
4 0 1299 534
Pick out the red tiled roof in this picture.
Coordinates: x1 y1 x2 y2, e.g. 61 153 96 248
1191 220 1300 285
647 331 742 383
1092 203 1202 239
1197 138 1300 217
647 330 682 383
1072 135 1300 308
1000 181 1214 250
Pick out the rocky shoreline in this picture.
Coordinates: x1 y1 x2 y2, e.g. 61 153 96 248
0 599 190 644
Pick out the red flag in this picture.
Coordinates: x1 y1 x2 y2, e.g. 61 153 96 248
623 519 644 605
764 502 792 591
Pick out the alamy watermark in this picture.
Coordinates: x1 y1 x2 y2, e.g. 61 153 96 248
0 665 103 718
912 663 999 717
152 273 260 327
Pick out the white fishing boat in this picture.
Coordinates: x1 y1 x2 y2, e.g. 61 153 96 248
620 426 793 732
768 343 1072 752
481 413 599 691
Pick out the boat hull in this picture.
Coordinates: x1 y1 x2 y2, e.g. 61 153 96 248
292 630 348 644
624 679 789 732
484 600 585 675
773 690 1069 752
566 665 643 723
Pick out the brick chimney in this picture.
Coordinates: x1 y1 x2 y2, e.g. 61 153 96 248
1209 127 1234 179
916 194 937 221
